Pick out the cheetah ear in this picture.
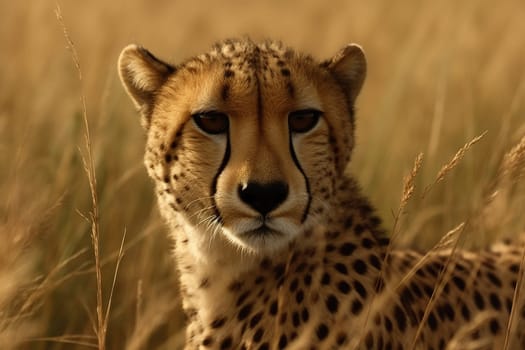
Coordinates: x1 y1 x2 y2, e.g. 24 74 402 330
118 44 175 129
325 44 367 103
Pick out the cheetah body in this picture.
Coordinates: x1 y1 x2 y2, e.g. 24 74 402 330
118 39 525 349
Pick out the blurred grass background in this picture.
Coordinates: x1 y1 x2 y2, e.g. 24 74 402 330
1 0 524 348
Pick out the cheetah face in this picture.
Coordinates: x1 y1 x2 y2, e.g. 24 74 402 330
119 39 366 256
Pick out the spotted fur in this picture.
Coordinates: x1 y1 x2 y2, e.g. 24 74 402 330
119 38 525 349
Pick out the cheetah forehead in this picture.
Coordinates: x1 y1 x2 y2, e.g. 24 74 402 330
197 38 307 73
173 39 323 110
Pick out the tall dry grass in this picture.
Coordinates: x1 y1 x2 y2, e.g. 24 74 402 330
1 0 524 349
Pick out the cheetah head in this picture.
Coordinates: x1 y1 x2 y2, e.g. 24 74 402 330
118 39 366 257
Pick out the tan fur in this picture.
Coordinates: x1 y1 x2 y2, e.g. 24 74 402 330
119 38 524 349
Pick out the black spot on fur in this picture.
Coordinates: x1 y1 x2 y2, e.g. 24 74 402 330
280 68 290 76
221 84 230 100
452 276 466 291
361 237 373 248
441 303 455 321
236 291 250 306
316 323 329 340
369 254 381 269
344 217 353 229
301 307 309 322
325 294 339 313
354 224 365 235
351 299 363 315
211 317 226 328
353 259 367 274
489 319 500 334
400 287 414 306
269 300 278 315
278 335 288 349
337 280 351 294
220 336 232 349
427 311 438 330
384 316 393 332
289 278 299 292
253 328 264 343
304 274 312 286
292 311 300 327
249 312 263 328
295 290 304 303
353 280 367 299
461 304 471 321
273 264 285 280
487 272 502 287
339 242 356 256
258 343 269 350
474 291 485 310
334 263 348 275
489 293 501 310
202 336 214 346
394 305 407 332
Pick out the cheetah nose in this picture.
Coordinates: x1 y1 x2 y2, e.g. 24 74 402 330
238 181 289 216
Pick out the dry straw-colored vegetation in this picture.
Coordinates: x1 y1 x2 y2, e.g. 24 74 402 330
1 0 524 349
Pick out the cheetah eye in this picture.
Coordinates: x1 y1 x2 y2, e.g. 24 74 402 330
192 111 229 134
288 109 322 133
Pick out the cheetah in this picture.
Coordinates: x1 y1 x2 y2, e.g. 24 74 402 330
118 38 525 349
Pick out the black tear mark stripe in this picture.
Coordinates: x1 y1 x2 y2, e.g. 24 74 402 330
210 132 231 224
289 134 311 223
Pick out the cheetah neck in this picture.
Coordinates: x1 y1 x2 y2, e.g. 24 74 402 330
169 175 389 348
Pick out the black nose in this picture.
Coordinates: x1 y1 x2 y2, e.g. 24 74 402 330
238 181 289 216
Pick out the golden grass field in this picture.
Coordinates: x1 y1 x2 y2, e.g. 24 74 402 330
1 0 524 349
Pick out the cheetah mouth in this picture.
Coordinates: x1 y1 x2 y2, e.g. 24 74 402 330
223 217 301 252
240 224 284 238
